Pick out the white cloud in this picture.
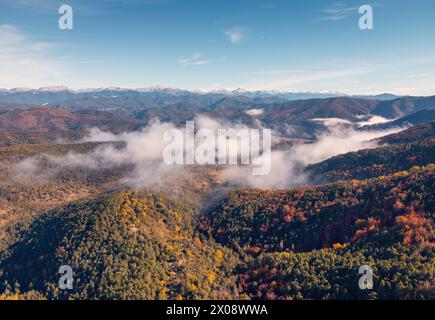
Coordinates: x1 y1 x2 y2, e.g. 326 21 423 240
225 27 247 44
0 24 70 88
177 53 212 67
244 68 369 91
408 73 435 78
221 123 405 188
12 114 408 190
245 109 264 116
318 3 359 21
15 115 261 187
355 115 394 127
310 118 353 127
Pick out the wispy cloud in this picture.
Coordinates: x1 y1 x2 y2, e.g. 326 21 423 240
318 3 359 21
177 53 212 67
0 24 71 88
224 27 247 44
245 68 370 91
408 73 435 78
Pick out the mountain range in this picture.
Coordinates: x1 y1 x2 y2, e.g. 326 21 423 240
0 87 401 106
0 92 434 145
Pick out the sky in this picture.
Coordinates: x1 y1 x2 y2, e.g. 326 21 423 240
0 0 435 95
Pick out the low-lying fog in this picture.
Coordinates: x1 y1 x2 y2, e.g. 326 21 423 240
12 115 406 189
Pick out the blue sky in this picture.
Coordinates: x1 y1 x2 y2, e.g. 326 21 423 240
1 0 435 95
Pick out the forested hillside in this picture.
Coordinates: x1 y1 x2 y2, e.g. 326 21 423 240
0 108 142 146
372 96 435 118
0 107 433 301
2 165 432 300
379 121 435 145
307 140 434 183
306 122 435 183
199 166 434 299
0 191 239 300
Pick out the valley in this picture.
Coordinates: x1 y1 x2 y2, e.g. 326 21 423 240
0 88 433 300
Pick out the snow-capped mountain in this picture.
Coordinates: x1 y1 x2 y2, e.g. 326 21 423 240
0 86 401 106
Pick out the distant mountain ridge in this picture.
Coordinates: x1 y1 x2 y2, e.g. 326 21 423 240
362 109 435 130
1 89 435 146
0 107 143 146
0 107 141 132
0 87 401 105
306 122 435 183
373 96 435 118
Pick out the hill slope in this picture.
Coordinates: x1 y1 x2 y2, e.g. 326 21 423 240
373 96 435 118
0 191 238 300
0 108 143 146
199 166 435 299
305 122 435 183
379 121 435 145
262 97 379 122
362 110 435 130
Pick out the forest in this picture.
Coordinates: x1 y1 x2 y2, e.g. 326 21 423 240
1 164 433 299
0 120 433 300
